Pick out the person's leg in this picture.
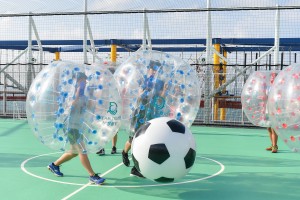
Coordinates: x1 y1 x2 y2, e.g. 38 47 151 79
271 130 278 146
112 134 118 147
122 138 132 166
266 127 273 151
111 134 118 154
120 138 144 177
123 140 131 153
78 153 96 176
48 152 77 177
271 128 278 153
78 153 106 184
54 153 78 166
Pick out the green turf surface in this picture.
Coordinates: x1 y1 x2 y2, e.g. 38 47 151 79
0 119 299 200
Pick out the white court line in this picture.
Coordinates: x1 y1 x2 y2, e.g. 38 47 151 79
21 152 225 187
20 152 125 186
61 163 124 200
21 152 225 199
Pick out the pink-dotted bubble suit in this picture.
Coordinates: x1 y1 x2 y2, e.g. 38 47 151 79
26 61 122 154
241 71 277 127
267 63 300 152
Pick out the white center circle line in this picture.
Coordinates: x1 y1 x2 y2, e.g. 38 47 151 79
21 152 225 188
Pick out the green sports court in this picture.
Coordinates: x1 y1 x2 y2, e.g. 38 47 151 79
1 1 300 200
1 119 300 200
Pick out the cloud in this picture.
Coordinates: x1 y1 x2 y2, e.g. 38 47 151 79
88 0 205 11
0 1 299 45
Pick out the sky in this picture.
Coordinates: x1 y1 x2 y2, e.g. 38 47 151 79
0 0 299 40
0 0 299 15
0 0 299 90
0 0 299 64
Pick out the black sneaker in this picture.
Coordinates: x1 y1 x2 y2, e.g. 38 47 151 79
122 150 130 166
96 148 105 156
130 166 145 178
111 146 117 154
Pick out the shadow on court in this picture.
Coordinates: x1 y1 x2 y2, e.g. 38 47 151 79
198 154 300 168
179 171 300 200
0 121 28 137
0 153 56 168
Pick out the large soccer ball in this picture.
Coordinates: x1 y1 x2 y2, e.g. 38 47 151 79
131 117 196 182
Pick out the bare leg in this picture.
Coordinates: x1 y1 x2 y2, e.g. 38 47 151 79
79 154 95 176
112 134 118 148
271 129 278 147
270 128 278 153
123 140 131 153
122 140 131 166
267 127 272 144
265 128 273 151
54 153 77 166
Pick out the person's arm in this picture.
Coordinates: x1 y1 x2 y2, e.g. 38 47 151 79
160 83 168 97
137 76 147 96
138 87 144 96
72 80 85 105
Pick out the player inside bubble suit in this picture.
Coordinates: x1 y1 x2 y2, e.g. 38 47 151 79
123 60 168 178
129 60 168 136
265 71 279 153
48 71 106 185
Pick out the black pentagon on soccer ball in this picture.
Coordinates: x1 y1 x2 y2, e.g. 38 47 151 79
134 122 151 139
166 119 185 134
154 177 174 183
184 148 196 169
132 153 141 172
148 143 170 164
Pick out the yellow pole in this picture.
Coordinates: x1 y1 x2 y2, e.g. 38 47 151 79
213 43 220 120
54 52 60 61
220 50 227 120
222 51 227 89
111 44 117 63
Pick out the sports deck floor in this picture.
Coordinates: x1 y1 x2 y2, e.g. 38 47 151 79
0 119 299 200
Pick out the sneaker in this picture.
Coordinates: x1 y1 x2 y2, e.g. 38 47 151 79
48 163 63 177
266 146 272 151
272 145 278 153
111 146 117 154
96 148 105 156
89 174 106 185
130 166 145 178
122 150 130 167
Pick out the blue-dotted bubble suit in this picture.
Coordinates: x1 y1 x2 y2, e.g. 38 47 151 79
26 61 122 154
114 49 201 136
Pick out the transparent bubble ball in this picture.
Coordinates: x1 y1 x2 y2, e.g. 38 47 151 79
114 49 202 136
268 63 300 153
241 70 278 127
26 61 122 154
